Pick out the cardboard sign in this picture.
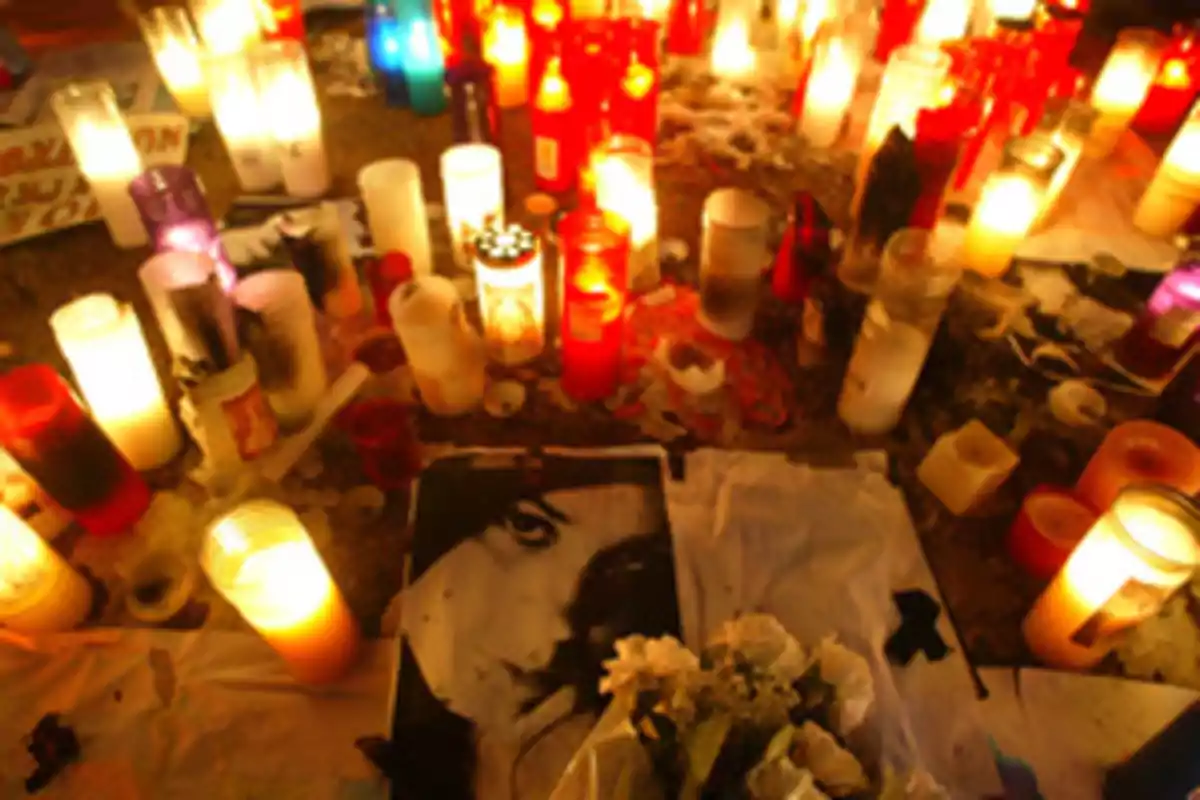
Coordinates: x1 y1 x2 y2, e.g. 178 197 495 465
0 112 190 248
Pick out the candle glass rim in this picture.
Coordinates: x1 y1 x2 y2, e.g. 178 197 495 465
1002 134 1067 178
388 274 463 332
49 80 121 116
703 188 770 230
358 158 421 193
440 143 503 179
49 293 128 342
1103 484 1200 574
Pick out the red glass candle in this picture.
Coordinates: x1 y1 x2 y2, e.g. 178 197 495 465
367 251 415 327
610 19 661 142
559 210 630 401
1035 4 1085 70
529 0 567 95
909 99 968 228
875 0 925 63
432 0 468 62
666 0 706 55
338 398 422 491
0 365 150 537
532 54 578 192
566 19 617 133
1136 24 1200 136
772 192 833 303
1007 485 1098 580
261 0 306 41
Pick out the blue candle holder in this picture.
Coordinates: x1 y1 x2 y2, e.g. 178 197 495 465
366 1 410 108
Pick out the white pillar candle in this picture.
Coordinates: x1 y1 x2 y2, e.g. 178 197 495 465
858 44 952 183
594 136 659 292
698 189 770 341
233 271 329 430
473 224 546 365
799 33 862 148
1087 29 1165 160
189 0 262 57
140 7 211 118
207 52 283 193
139 251 239 368
250 41 331 199
358 159 433 275
388 276 487 416
916 420 1020 515
1134 102 1200 238
50 294 182 472
49 82 147 249
440 144 505 270
0 506 93 634
1022 486 1200 669
204 499 361 683
711 0 757 82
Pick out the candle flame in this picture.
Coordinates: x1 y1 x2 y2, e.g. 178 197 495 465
989 0 1036 21
536 57 572 111
777 0 800 30
532 0 563 29
622 59 656 100
711 19 756 80
486 7 528 63
1160 57 1192 89
800 0 832 45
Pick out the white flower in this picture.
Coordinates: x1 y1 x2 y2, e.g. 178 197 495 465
600 635 699 697
747 758 832 800
706 614 810 684
813 637 874 736
793 722 869 797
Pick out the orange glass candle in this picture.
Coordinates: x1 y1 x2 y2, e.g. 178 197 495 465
1075 420 1200 513
532 54 577 192
484 4 531 107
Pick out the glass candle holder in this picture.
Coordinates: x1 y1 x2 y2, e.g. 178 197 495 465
1033 99 1097 227
1087 28 1166 159
139 252 241 371
594 135 659 292
532 54 576 193
483 5 530 108
249 41 330 199
1022 485 1200 669
1113 256 1200 382
447 59 501 144
207 52 283 193
388 276 487 415
260 0 306 41
204 499 362 683
139 7 211 118
876 0 926 62
838 228 961 435
1134 103 1200 239
358 159 434 276
0 366 150 537
398 6 448 115
366 0 409 107
0 505 93 634
1135 22 1200 136
473 223 546 365
698 188 771 342
50 294 182 472
49 82 147 249
962 135 1063 278
1074 420 1200 513
129 165 238 292
666 0 707 55
440 143 505 270
559 210 631 401
189 0 263 57
799 27 866 149
709 0 756 82
907 98 970 229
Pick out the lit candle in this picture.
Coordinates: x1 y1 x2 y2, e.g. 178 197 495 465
0 506 93 634
799 32 862 148
440 143 505 269
49 82 147 249
858 45 952 183
698 189 769 341
50 294 182 472
399 9 449 115
710 0 756 83
1007 485 1099 580
139 7 211 118
1135 23 1200 136
1134 102 1200 238
962 135 1063 278
569 0 606 21
1087 29 1166 159
594 136 659 292
1022 486 1200 669
1074 420 1200 513
189 0 262 57
559 210 631 401
666 0 707 55
249 41 331 199
916 419 1020 514
358 159 434 276
532 54 576 193
610 19 661 144
987 0 1036 29
914 0 971 45
1033 99 1097 227
260 0 306 41
1113 256 1200 382
138 252 241 370
875 0 926 63
472 224 546 365
366 0 410 106
389 277 487 415
0 366 151 537
204 499 361 683
483 5 530 108
207 52 283 193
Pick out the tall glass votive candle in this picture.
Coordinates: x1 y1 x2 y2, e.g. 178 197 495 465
962 135 1063 278
914 0 971 45
399 11 448 115
1113 257 1200 382
838 229 961 435
1134 102 1200 239
139 7 211 118
189 0 263 57
799 28 865 149
1074 420 1200 514
204 499 362 683
473 224 546 365
358 159 434 276
388 277 487 415
1034 99 1097 227
1087 29 1166 160
249 41 331 199
875 0 926 63
207 52 283 193
49 82 147 249
50 294 182 472
130 165 239 292
709 0 756 83
559 210 631 402
441 143 505 270
594 136 659 292
1022 486 1200 669
0 506 93 633
483 5 530 108
0 366 150 537
532 54 575 193
858 45 952 186
698 189 770 342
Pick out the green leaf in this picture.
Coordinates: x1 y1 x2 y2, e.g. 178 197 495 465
681 713 733 794
763 724 796 765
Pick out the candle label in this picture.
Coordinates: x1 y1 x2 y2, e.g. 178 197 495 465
567 297 606 342
535 136 559 181
1069 578 1173 648
220 385 279 460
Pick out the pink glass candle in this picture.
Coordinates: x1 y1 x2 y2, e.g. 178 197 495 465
1114 255 1200 381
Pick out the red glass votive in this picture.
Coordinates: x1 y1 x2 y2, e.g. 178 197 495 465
566 19 618 135
875 0 926 63
261 0 306 41
666 0 706 55
367 251 414 327
559 210 630 401
532 54 578 193
338 398 422 491
1007 485 1098 580
909 100 968 229
772 192 833 304
610 18 660 143
529 0 566 94
1135 24 1200 136
0 365 150 537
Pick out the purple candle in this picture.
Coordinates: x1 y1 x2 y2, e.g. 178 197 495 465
1114 253 1200 380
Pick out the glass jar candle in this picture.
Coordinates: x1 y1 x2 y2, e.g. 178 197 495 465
483 5 530 108
397 1 448 116
188 0 262 57
532 54 576 193
914 0 971 45
838 228 961 435
962 135 1063 278
875 0 926 62
709 0 757 82
473 224 546 365
0 505 93 633
798 27 866 149
1134 102 1200 239
858 45 952 185
594 135 659 292
440 143 505 270
207 52 284 193
260 0 306 41
358 159 434 276
1087 29 1166 159
0 366 150 537
1033 99 1097 227
139 7 211 118
1113 255 1200 382
1022 485 1200 669
698 189 770 342
1135 22 1200 136
249 41 331 199
365 0 409 106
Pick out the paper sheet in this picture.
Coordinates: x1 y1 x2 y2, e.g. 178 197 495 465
0 629 395 799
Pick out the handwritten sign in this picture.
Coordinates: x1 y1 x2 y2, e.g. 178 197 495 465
0 113 190 248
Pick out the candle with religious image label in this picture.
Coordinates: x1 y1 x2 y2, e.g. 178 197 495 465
473 224 546 365
441 143 505 269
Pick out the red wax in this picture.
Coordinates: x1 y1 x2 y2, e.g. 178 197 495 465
559 210 630 401
1007 485 1098 580
772 192 833 304
875 0 925 63
1135 24 1200 136
338 398 422 491
367 251 414 327
0 365 149 537
261 0 306 41
910 100 968 229
666 0 707 56
610 20 660 144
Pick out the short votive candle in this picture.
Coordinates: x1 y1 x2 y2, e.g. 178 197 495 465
1134 102 1200 238
189 0 263 57
440 143 505 270
139 7 211 118
249 41 331 199
594 135 659 292
1087 29 1166 159
358 159 434 275
473 224 546 365
0 506 93 634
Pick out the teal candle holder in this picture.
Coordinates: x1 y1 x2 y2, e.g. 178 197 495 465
396 0 446 116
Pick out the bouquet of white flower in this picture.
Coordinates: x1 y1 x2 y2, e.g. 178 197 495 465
549 615 948 800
